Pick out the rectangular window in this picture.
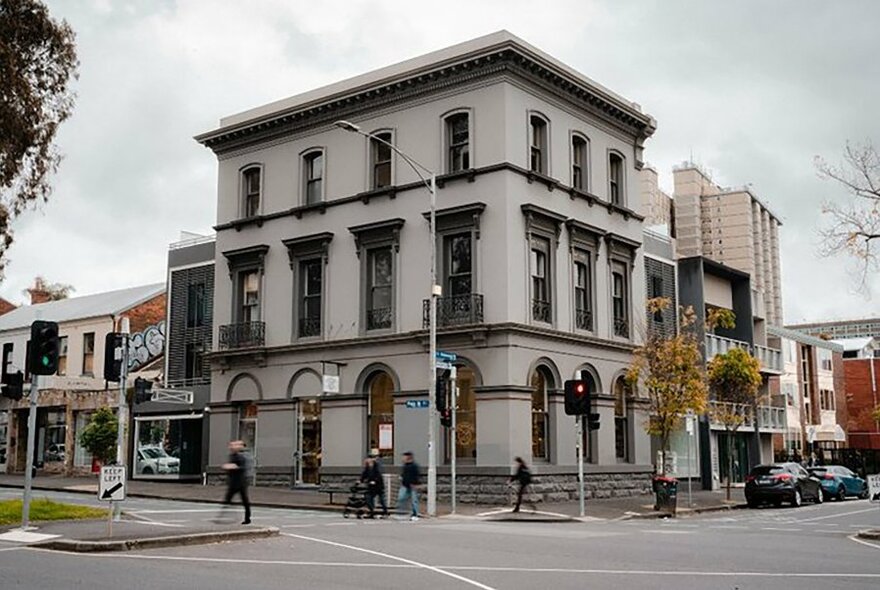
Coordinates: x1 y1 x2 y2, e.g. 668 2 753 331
371 133 392 189
530 116 547 174
184 342 203 382
243 168 261 217
445 233 472 297
574 258 592 331
612 270 628 337
304 151 324 205
572 136 587 190
531 239 551 323
187 283 206 328
82 332 95 375
367 247 393 330
57 336 68 376
446 113 470 173
240 271 260 324
298 259 322 338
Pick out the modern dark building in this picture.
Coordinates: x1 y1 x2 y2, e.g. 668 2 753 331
131 233 214 480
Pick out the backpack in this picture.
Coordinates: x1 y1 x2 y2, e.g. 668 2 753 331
519 467 532 485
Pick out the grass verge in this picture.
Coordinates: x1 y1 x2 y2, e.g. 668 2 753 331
0 498 108 525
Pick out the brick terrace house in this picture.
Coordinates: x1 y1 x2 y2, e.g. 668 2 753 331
835 337 880 449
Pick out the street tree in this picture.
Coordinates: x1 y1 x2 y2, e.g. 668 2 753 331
815 141 880 292
707 346 763 501
23 275 73 300
0 0 78 277
78 407 117 466
627 298 707 476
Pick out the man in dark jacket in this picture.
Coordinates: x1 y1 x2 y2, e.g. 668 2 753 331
396 451 421 520
222 440 251 524
361 456 388 518
510 456 536 513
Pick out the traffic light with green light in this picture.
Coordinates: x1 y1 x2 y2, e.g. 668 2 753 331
29 320 60 376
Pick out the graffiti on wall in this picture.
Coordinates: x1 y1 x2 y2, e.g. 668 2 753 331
128 321 165 371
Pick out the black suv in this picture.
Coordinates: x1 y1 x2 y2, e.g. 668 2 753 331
744 462 823 508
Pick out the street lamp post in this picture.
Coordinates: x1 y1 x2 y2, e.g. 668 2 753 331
335 120 439 517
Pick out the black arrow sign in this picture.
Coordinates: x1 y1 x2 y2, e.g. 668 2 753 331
101 482 123 500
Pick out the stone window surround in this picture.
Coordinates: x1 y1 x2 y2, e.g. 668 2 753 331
570 131 591 192
283 232 333 342
527 110 551 176
607 149 626 208
565 219 603 334
239 163 264 219
522 204 564 327
348 218 405 335
441 108 474 175
423 202 486 297
223 244 270 324
604 233 639 341
300 146 326 206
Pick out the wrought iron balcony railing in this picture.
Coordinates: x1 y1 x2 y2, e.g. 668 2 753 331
367 307 392 331
531 299 551 323
614 317 629 338
422 293 484 328
575 309 593 331
298 317 321 338
219 321 265 349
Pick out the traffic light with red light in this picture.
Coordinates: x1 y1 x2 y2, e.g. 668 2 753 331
564 379 591 416
29 321 60 376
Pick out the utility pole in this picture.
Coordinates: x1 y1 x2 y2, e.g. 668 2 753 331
115 317 130 467
450 375 458 515
20 374 39 530
577 415 585 517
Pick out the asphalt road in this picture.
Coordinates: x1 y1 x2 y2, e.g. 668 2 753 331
1 489 879 590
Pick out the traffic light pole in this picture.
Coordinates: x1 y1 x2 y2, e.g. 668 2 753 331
116 323 129 466
450 379 457 515
576 415 585 518
20 375 39 529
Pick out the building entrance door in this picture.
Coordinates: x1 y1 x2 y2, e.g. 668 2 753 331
718 432 750 484
294 398 321 485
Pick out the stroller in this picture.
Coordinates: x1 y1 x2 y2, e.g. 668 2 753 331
342 482 370 519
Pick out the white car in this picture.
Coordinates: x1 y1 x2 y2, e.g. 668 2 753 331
136 446 180 475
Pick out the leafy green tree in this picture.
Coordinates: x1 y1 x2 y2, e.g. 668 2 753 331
0 0 78 277
628 299 708 476
78 407 117 465
707 347 763 500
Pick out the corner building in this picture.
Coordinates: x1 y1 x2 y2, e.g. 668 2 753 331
196 31 657 501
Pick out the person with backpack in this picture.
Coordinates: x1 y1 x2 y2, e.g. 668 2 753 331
510 456 536 513
222 440 251 524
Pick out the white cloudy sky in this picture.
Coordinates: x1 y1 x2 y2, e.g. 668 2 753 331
3 0 879 323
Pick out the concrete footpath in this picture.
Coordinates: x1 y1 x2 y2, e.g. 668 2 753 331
0 472 746 521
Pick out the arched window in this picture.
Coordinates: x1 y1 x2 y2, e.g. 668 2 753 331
241 166 262 217
608 152 624 206
367 372 395 460
571 134 589 191
445 364 477 463
302 149 324 205
370 132 393 189
613 376 630 462
445 112 470 173
529 114 548 174
530 366 554 460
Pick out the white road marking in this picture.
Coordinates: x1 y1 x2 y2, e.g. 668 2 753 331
280 524 317 529
848 535 880 551
795 507 878 523
760 527 801 532
640 530 691 534
0 546 23 552
474 508 512 517
120 519 183 528
444 566 880 578
282 532 499 590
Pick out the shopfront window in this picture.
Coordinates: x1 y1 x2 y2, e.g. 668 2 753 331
41 410 66 465
133 416 204 479
530 367 552 461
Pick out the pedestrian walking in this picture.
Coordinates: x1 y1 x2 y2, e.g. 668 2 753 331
221 440 251 525
510 456 536 513
361 455 389 518
396 451 421 520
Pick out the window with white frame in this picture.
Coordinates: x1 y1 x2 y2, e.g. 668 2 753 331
445 112 470 173
574 256 592 331
242 167 261 217
366 247 393 331
612 267 628 338
303 150 324 205
240 271 260 324
531 238 551 323
298 258 323 338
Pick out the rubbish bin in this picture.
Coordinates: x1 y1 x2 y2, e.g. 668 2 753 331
653 475 678 515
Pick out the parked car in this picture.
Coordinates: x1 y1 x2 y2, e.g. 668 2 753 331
44 443 65 462
136 445 180 475
808 465 869 501
745 462 823 508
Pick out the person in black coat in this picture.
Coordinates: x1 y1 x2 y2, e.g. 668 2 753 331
360 456 388 518
396 451 421 520
222 440 251 524
510 456 536 513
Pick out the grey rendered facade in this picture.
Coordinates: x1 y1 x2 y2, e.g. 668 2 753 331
197 32 657 500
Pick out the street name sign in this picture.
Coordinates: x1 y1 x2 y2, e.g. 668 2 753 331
99 466 126 502
868 473 880 503
405 400 430 409
436 351 457 362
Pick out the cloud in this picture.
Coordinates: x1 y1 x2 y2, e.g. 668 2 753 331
3 0 878 324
